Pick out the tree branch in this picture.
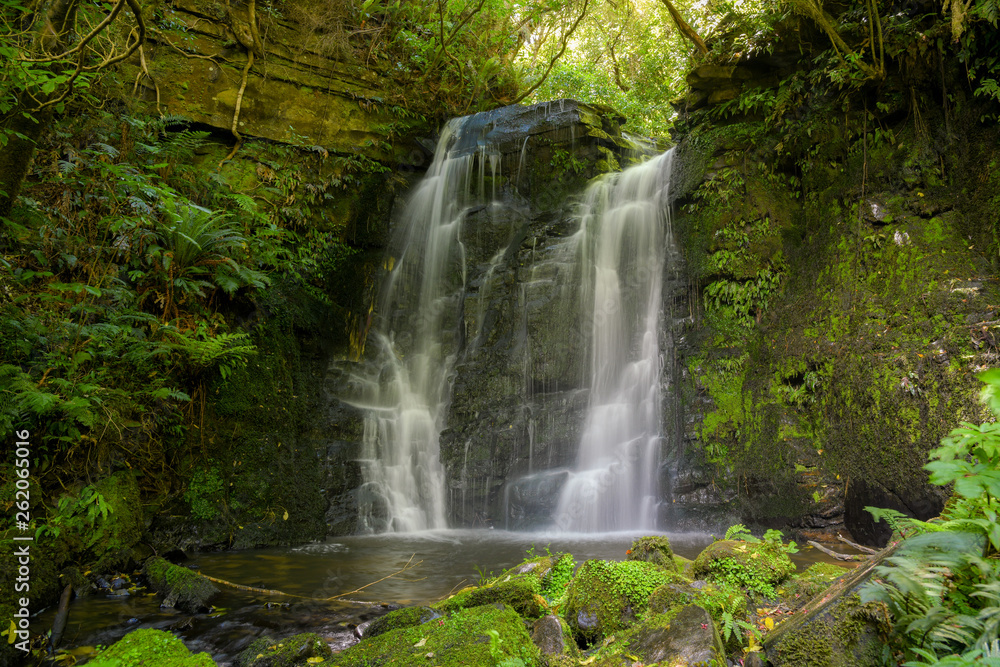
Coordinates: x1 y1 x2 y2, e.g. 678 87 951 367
512 0 590 104
658 0 707 54
23 0 127 62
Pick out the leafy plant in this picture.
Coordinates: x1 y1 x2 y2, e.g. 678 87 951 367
541 552 576 601
486 629 527 667
862 370 1000 663
35 485 113 549
721 609 763 651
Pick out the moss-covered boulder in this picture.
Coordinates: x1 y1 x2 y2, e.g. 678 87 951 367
434 573 546 618
628 604 726 666
626 535 676 570
234 633 333 667
90 472 146 569
362 606 440 639
331 603 540 667
86 628 215 666
648 581 700 614
693 540 796 597
143 557 220 613
563 559 681 645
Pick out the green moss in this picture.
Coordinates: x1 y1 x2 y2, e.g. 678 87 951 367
86 629 216 667
234 632 333 667
563 559 682 644
143 556 219 612
434 574 544 618
778 563 849 603
767 594 883 667
693 540 796 598
692 580 748 621
626 535 676 570
541 553 576 601
648 582 698 614
332 603 539 667
92 472 144 560
364 606 440 638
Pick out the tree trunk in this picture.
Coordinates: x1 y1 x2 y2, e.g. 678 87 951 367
658 0 708 54
0 0 80 218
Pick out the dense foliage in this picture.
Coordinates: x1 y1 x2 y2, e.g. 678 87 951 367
862 371 1000 666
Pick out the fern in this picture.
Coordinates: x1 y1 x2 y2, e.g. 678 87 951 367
861 531 1000 662
162 327 257 379
725 524 756 541
161 129 211 161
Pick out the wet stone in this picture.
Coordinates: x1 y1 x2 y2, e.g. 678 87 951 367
531 615 566 655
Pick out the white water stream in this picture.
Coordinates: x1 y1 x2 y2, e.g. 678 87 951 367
349 116 498 532
553 149 675 532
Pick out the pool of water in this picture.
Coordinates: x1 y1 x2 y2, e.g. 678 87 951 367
35 529 853 665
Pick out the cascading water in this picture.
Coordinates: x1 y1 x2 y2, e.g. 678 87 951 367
553 148 675 532
348 116 498 533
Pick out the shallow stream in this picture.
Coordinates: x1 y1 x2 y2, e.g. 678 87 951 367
34 530 853 664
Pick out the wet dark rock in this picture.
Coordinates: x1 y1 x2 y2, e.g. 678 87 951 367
629 605 725 665
234 632 333 667
844 478 945 547
530 615 567 655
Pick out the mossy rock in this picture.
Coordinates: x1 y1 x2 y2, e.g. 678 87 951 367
765 593 884 667
234 632 333 667
626 536 676 570
693 540 796 597
628 604 726 666
563 559 681 645
648 581 700 614
91 472 145 563
331 603 540 667
363 605 440 639
434 573 545 618
86 628 215 666
143 557 219 613
497 554 556 581
674 554 695 578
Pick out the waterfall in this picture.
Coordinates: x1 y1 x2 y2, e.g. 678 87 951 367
553 148 675 532
350 115 498 533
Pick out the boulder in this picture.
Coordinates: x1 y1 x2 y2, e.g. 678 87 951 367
531 614 569 656
434 574 545 618
87 629 215 666
629 605 726 666
234 633 333 667
693 540 796 596
330 603 539 666
362 606 440 639
142 557 219 613
648 582 700 614
626 535 676 570
563 559 679 644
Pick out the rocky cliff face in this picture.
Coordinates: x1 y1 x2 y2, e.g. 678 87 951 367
666 32 1000 545
139 0 408 157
